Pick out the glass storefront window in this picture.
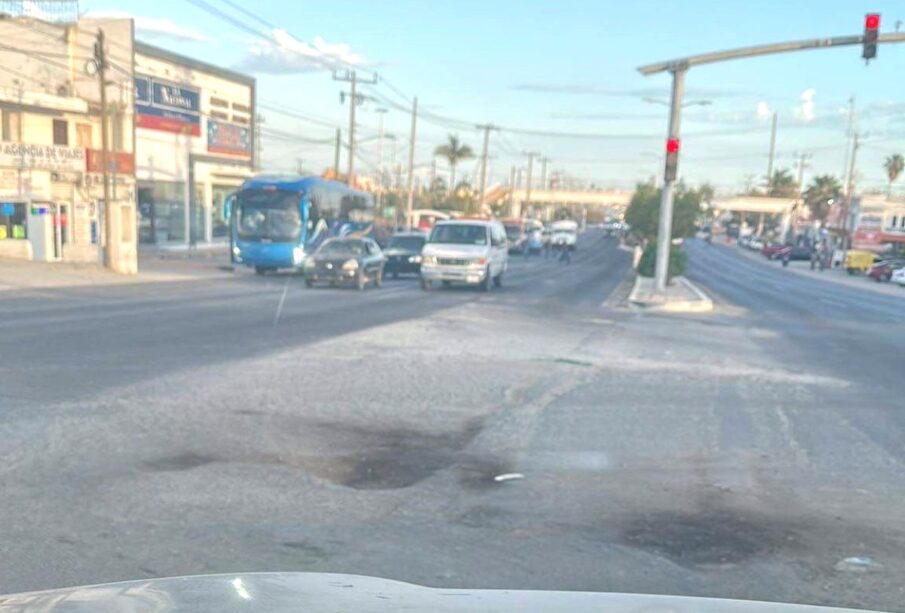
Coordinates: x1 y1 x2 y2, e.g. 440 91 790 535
138 181 186 244
211 185 235 238
0 202 27 240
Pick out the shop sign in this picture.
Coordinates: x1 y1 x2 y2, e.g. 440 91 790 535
85 149 135 174
135 74 201 136
207 119 251 157
0 142 85 172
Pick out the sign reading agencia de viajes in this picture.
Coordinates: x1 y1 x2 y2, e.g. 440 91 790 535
0 142 86 172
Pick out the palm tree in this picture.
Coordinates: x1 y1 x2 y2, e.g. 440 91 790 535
434 134 474 193
803 174 842 221
883 154 904 196
766 168 798 197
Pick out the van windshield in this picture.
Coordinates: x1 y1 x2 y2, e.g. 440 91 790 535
429 224 488 245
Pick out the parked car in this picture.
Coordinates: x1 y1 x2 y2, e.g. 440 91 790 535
303 237 385 290
748 237 766 250
867 258 905 282
382 232 427 278
420 219 508 291
525 230 543 255
738 235 752 248
844 250 880 275
892 266 905 286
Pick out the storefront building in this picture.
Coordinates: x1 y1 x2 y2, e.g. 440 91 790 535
133 43 255 248
0 17 137 271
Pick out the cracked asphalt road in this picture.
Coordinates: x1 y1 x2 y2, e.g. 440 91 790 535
1 232 903 611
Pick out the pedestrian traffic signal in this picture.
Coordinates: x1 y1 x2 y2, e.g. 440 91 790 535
863 13 880 60
664 138 680 182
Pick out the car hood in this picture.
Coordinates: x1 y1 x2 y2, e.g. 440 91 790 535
422 244 489 258
0 573 877 612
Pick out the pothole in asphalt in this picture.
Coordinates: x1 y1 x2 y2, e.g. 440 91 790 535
300 419 485 490
620 510 803 567
143 452 218 472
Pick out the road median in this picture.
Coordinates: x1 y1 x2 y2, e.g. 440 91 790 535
628 274 713 313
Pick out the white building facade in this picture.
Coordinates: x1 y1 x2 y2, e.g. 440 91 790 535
0 16 137 271
133 43 255 248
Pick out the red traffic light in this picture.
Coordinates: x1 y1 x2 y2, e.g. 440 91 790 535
865 13 880 30
666 138 680 154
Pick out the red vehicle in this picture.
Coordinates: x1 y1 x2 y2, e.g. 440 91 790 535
867 258 905 282
761 242 787 259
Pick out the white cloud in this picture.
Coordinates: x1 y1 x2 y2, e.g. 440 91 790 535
756 101 772 119
239 30 368 74
793 88 816 123
86 10 209 43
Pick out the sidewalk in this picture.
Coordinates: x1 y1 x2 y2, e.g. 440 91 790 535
722 242 905 299
0 257 215 292
628 274 714 313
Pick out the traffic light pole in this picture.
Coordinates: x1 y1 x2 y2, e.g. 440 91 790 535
654 68 685 293
639 27 905 295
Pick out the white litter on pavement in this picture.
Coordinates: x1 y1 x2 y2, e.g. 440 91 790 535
494 473 525 482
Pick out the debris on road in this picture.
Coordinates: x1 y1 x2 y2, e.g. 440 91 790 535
834 556 883 573
493 473 525 483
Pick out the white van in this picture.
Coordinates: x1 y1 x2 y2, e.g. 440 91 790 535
420 219 508 291
550 219 578 250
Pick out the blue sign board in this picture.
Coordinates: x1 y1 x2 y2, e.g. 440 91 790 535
134 74 201 136
1 203 14 217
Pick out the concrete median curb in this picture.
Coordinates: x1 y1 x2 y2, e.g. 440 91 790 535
629 274 713 313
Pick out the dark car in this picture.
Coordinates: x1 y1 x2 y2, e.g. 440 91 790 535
867 258 905 282
383 232 427 278
761 242 787 259
776 243 813 264
303 238 385 290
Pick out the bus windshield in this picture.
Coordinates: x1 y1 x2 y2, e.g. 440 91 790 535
236 189 302 242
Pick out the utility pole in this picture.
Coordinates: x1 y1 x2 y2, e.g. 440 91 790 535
841 132 859 250
476 123 496 211
253 114 264 170
334 69 377 186
766 111 777 182
653 68 685 293
540 156 550 191
523 151 539 218
333 127 341 177
842 96 856 194
94 29 112 269
508 165 516 212
405 96 418 229
375 108 388 208
430 158 437 189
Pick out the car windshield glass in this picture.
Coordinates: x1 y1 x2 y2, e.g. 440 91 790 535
319 240 364 255
504 225 521 239
429 224 487 245
388 236 425 251
236 189 301 242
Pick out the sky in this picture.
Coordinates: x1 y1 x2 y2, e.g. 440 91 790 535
83 0 905 194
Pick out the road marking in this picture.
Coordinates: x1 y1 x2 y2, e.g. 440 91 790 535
272 277 290 326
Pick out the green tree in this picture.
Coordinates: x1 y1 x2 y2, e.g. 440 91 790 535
624 180 705 241
883 154 904 195
803 174 842 221
766 168 798 197
434 134 474 192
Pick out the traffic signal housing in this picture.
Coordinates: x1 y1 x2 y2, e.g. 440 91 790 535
863 13 880 60
664 138 680 182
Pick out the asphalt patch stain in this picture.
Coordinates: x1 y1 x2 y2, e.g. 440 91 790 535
454 504 509 528
620 510 802 567
144 452 218 472
300 419 484 490
281 541 328 559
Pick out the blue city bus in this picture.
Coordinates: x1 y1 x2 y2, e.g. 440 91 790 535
227 175 375 274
